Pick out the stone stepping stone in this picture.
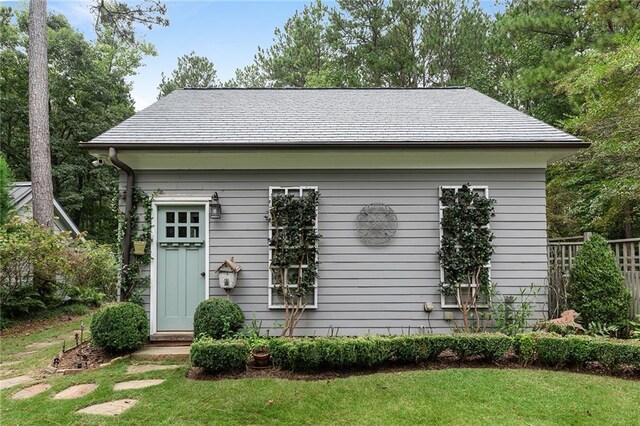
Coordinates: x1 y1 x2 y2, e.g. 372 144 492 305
53 383 98 400
126 364 181 374
114 379 164 391
12 383 52 399
26 341 57 349
77 399 138 416
0 369 17 376
0 361 21 367
0 375 33 390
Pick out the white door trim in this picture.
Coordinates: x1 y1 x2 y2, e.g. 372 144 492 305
150 197 210 335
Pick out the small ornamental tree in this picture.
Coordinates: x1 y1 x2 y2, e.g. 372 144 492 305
268 190 320 337
568 234 631 328
438 184 496 332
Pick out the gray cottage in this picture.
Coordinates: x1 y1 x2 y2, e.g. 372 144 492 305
83 88 587 337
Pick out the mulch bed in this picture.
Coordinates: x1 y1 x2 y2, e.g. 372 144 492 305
51 341 115 372
187 351 640 382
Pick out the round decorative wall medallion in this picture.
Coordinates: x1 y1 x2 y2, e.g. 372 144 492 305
356 203 398 245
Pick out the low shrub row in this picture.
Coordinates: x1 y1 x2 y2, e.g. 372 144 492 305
191 332 640 374
515 333 640 369
269 334 512 372
190 336 249 373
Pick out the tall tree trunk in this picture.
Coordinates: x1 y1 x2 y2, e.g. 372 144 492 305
28 0 54 228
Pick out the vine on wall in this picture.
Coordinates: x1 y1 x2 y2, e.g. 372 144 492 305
438 184 496 332
268 190 321 337
116 187 160 304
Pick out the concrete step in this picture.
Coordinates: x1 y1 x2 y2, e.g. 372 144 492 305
149 332 193 343
131 346 190 362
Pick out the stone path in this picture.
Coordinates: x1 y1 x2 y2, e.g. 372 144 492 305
0 369 17 376
0 375 33 390
12 383 51 399
126 364 181 374
0 361 21 367
77 399 138 416
53 383 98 400
12 350 38 357
113 379 165 391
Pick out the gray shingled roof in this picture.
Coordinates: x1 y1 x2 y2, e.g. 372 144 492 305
84 88 583 148
10 182 81 236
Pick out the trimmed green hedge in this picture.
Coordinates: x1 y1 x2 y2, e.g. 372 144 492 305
189 333 640 374
190 336 249 373
91 302 148 354
269 333 512 372
528 334 640 369
193 298 245 339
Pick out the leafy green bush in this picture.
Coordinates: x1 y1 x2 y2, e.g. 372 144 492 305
449 334 512 361
91 302 148 353
190 336 249 373
0 218 118 323
269 333 512 372
535 335 574 367
518 334 640 370
568 234 631 328
193 298 245 339
513 334 536 365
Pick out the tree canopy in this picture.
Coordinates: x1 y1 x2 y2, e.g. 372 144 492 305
157 51 219 98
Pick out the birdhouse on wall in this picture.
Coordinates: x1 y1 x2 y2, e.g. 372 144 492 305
216 257 241 290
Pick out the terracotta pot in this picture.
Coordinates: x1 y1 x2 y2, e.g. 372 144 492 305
252 351 271 367
133 241 146 255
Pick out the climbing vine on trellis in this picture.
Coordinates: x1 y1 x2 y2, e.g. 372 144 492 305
268 190 321 337
116 187 161 304
438 184 495 333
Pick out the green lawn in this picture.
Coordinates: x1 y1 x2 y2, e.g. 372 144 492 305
2 317 640 425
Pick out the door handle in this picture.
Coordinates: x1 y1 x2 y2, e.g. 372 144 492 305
200 272 206 277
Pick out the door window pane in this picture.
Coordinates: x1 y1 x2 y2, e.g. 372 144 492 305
190 212 199 223
166 227 175 238
178 212 187 223
166 212 175 223
178 226 187 238
190 226 199 238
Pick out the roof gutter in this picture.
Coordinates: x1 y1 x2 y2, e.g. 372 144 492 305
109 147 134 302
81 140 589 150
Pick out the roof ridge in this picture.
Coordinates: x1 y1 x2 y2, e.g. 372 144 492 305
181 86 467 91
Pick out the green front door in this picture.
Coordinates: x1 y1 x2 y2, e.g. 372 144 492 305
157 205 206 331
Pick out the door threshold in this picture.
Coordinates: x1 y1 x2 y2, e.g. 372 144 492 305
150 332 194 343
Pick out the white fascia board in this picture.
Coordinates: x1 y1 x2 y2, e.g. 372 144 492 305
88 147 580 171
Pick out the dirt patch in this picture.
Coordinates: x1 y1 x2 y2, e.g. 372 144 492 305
187 353 640 382
0 310 94 339
49 341 115 372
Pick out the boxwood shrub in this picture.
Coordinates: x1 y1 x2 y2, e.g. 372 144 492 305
91 302 148 353
190 336 249 373
193 298 244 339
516 333 640 369
269 333 513 372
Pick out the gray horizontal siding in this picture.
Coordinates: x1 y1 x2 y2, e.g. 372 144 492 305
125 169 548 335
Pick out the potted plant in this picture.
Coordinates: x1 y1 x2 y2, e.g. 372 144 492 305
250 338 270 367
133 240 146 255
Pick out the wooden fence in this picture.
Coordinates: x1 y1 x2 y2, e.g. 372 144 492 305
548 235 640 320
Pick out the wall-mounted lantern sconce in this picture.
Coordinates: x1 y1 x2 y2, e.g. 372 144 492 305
210 192 222 219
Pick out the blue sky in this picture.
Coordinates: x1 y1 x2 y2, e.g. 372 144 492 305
6 0 504 110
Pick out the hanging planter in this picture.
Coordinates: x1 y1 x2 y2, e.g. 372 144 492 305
133 241 147 256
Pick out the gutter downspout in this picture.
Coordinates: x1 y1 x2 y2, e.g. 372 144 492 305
109 147 134 302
